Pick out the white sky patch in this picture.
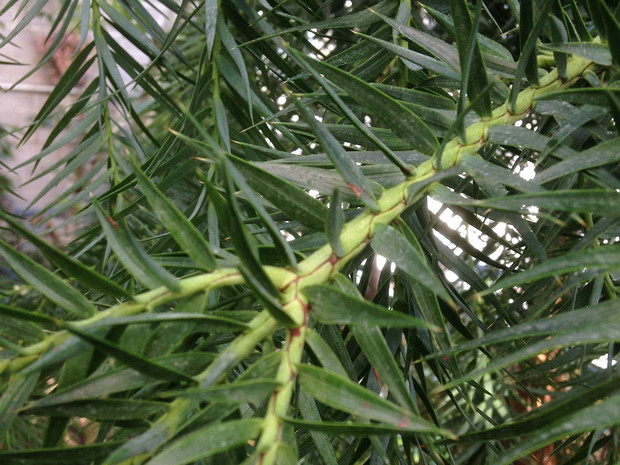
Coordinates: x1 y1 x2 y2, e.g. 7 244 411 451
516 161 536 180
591 353 618 369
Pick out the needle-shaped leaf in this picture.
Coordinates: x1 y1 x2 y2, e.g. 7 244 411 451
93 201 180 292
205 0 217 56
223 166 296 326
304 285 438 330
24 399 168 421
224 158 297 268
64 324 196 383
230 155 328 230
159 379 280 403
493 394 620 465
294 51 439 156
0 372 39 439
297 364 451 436
483 246 620 294
352 325 417 413
288 90 379 211
128 157 217 271
0 210 129 298
0 442 126 464
450 0 492 119
327 187 345 257
371 224 452 303
0 239 95 319
146 419 263 465
432 185 620 217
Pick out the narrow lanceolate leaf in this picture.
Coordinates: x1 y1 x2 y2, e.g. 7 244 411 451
298 389 339 465
541 41 612 65
93 201 180 292
0 442 125 464
586 0 620 65
159 379 279 403
535 87 620 106
0 211 129 298
450 0 492 119
431 299 620 357
289 91 379 211
304 285 438 330
0 372 38 439
0 239 94 318
129 158 217 271
483 246 620 294
297 365 451 436
0 304 58 326
373 11 461 71
494 394 620 465
290 48 412 175
457 377 620 443
285 418 438 437
64 324 196 383
461 156 543 193
510 0 555 109
146 419 263 465
432 186 620 217
327 187 345 257
24 399 168 420
536 136 620 182
295 52 439 156
352 325 417 413
223 167 296 327
204 0 217 56
85 312 249 332
359 33 460 79
519 0 538 84
230 155 328 230
371 225 451 303
224 158 297 268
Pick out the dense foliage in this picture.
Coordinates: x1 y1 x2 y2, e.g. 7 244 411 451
1 1 619 464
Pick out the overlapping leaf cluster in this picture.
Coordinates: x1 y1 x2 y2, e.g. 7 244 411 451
0 1 619 464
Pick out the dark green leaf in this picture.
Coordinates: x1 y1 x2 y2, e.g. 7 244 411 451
230 155 328 230
288 90 379 211
0 239 95 318
327 187 345 257
129 157 217 271
93 201 181 292
295 51 439 156
371 224 452 302
24 399 168 420
0 210 129 298
297 364 451 436
64 324 196 383
304 285 438 329
450 0 492 118
146 419 263 465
